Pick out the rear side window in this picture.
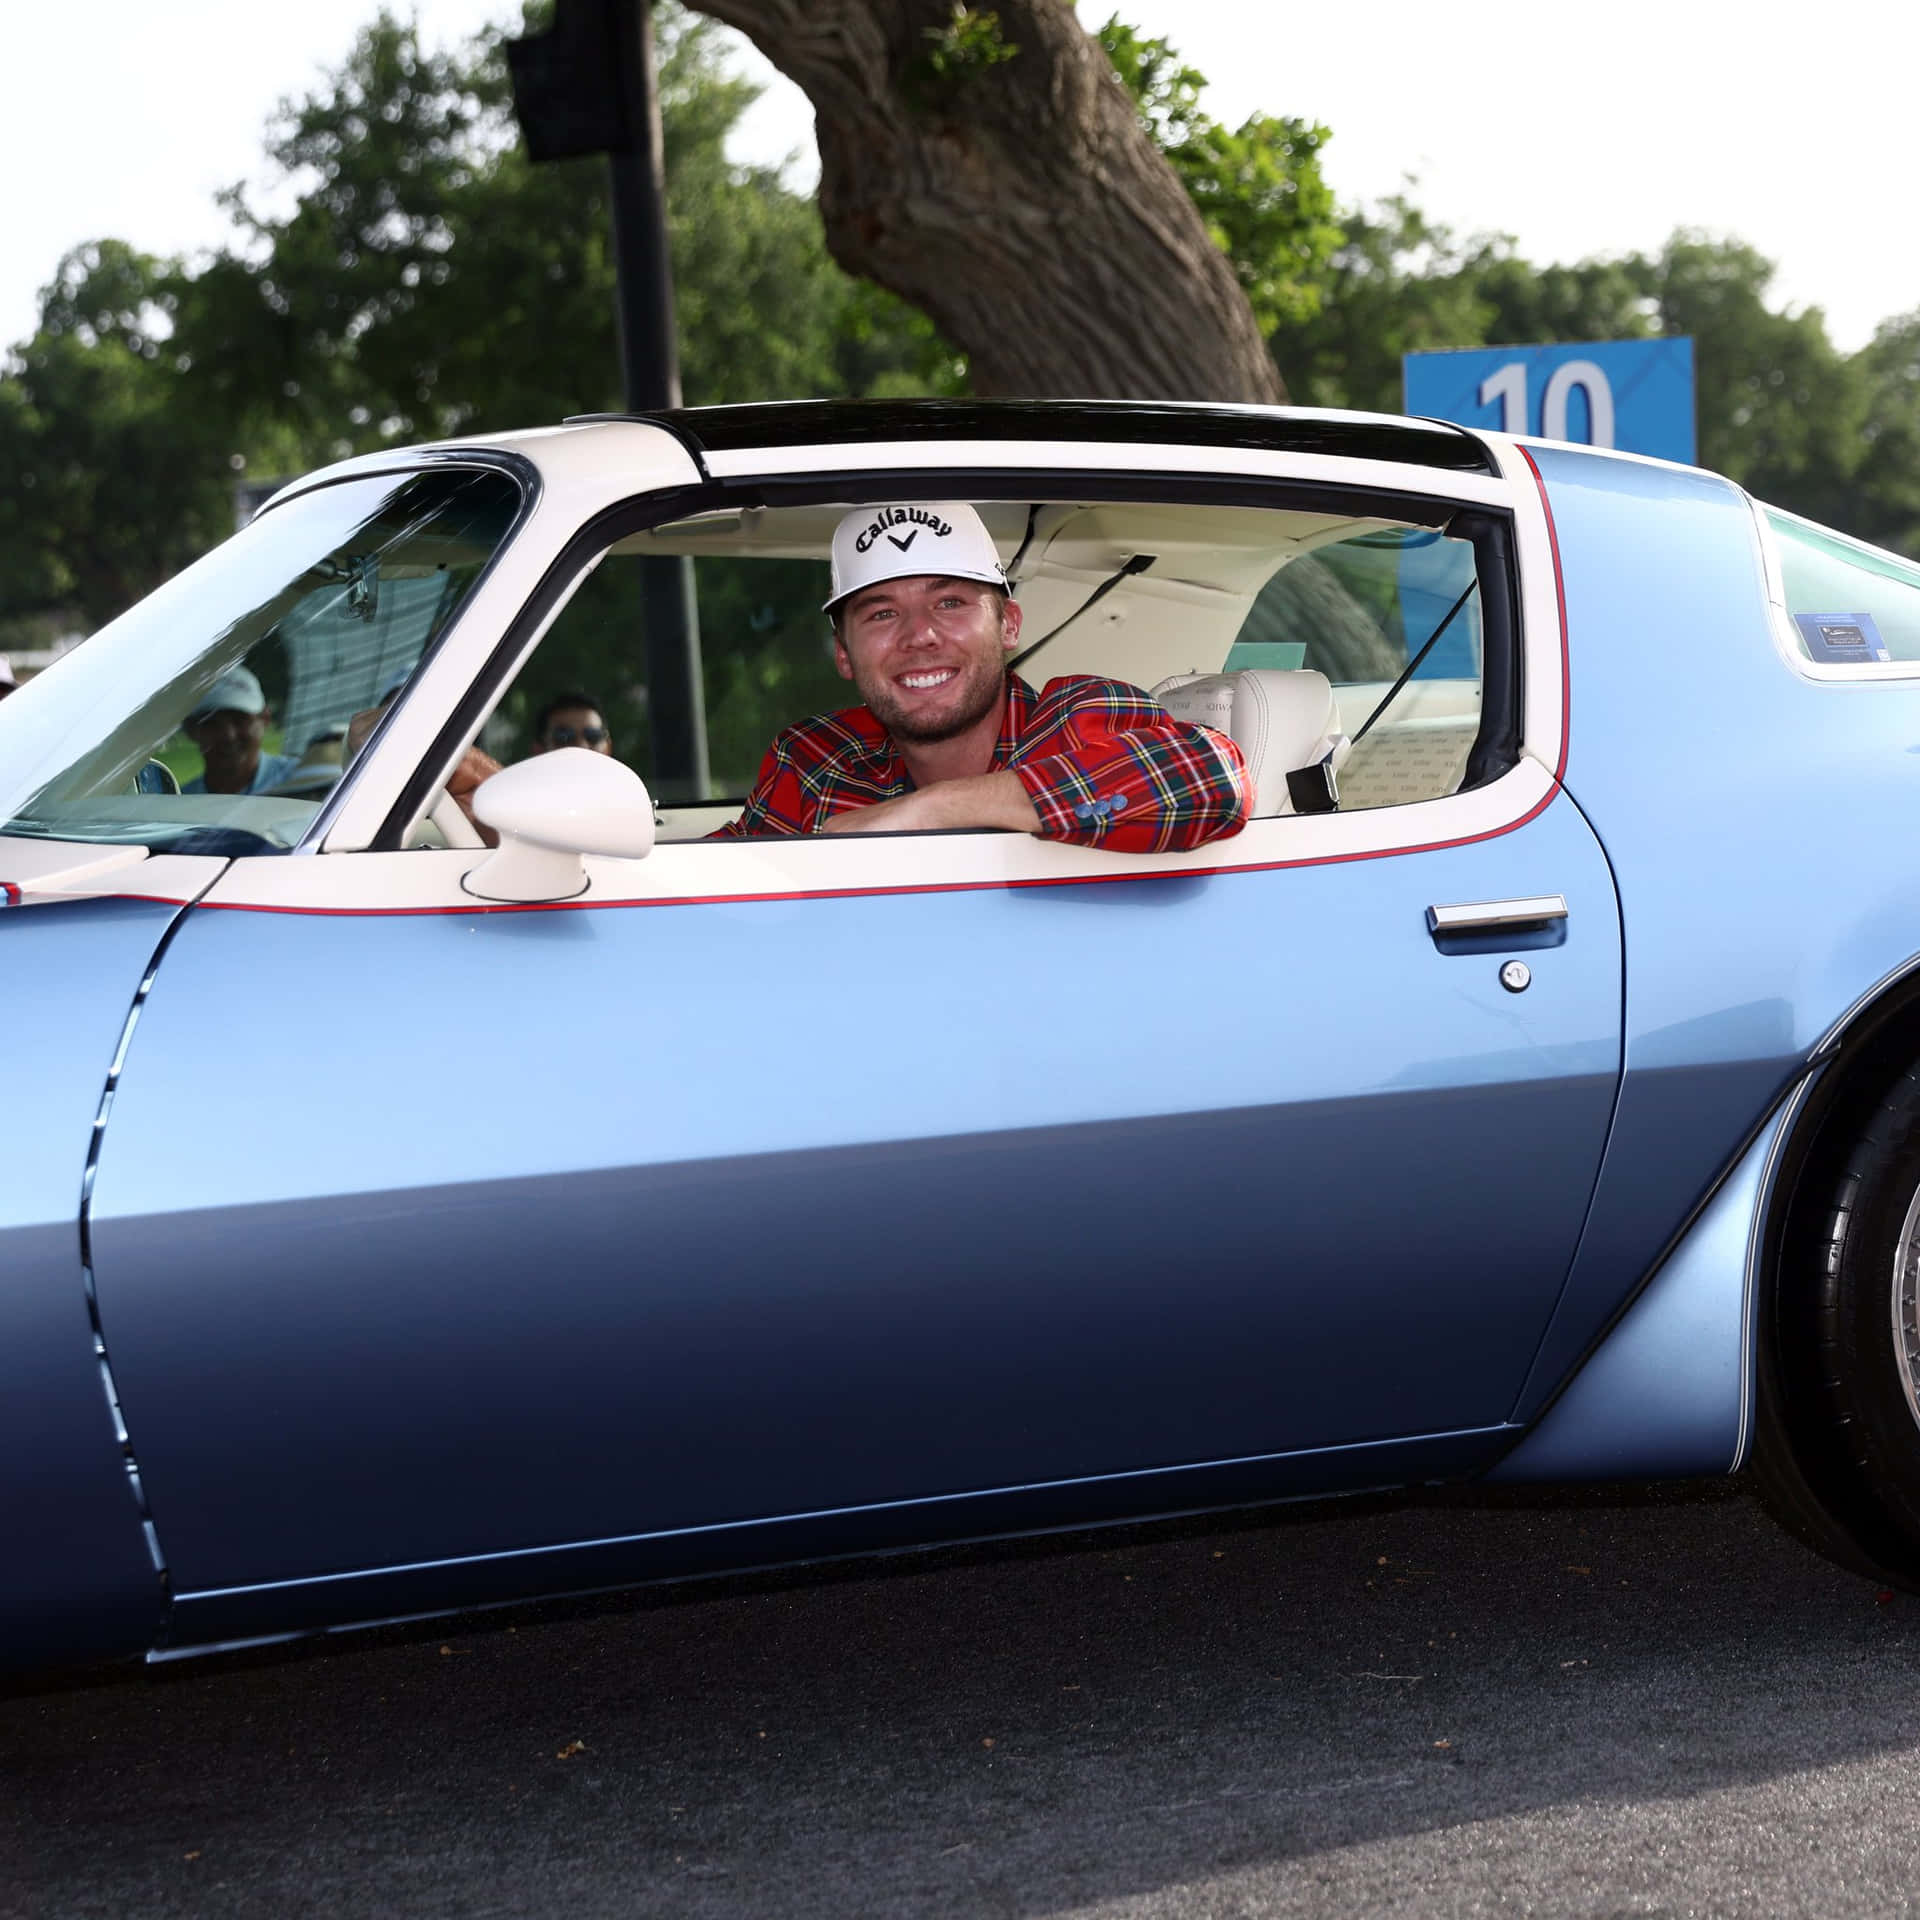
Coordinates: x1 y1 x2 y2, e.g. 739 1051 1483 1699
1766 508 1920 665
1235 525 1483 810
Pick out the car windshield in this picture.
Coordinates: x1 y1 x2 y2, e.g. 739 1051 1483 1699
0 465 521 855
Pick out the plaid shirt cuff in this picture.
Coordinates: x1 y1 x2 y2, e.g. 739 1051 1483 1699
1013 724 1250 853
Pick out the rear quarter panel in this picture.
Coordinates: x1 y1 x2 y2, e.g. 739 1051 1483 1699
1515 445 1920 1413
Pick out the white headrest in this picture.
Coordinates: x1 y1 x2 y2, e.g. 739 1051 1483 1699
1153 669 1347 816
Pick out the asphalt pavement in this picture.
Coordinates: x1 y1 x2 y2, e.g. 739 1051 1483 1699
5 1479 1919 1918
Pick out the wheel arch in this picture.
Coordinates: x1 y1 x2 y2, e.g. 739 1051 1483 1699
1762 962 1920 1316
1749 960 1920 1583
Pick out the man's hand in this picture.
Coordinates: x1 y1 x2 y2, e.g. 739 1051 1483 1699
446 745 503 811
820 771 1041 836
446 745 504 845
343 702 386 761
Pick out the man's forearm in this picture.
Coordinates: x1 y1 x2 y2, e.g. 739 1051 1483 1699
911 770 1042 832
820 770 1041 835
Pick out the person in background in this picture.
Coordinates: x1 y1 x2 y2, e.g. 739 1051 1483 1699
182 668 302 795
531 692 614 757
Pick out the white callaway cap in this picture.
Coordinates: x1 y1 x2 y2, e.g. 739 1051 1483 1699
824 501 1009 613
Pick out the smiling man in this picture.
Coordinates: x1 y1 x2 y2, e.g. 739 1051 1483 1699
719 502 1249 851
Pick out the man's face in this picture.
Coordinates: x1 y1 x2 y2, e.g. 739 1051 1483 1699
538 705 612 754
833 576 1021 743
186 706 266 779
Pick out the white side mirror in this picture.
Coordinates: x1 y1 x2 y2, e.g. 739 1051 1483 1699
461 748 656 903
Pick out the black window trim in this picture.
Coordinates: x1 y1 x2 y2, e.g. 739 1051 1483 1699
563 397 1500 476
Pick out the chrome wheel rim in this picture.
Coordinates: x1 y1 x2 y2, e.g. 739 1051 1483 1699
1893 1177 1920 1432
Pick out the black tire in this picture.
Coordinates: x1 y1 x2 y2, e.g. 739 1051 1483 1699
1763 1063 1920 1586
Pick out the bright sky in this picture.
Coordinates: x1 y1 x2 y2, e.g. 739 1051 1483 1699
4 0 1914 359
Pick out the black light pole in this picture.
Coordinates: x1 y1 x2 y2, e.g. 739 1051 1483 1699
605 0 675 410
506 0 708 800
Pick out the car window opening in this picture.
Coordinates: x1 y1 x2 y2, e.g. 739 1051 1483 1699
471 492 1505 842
0 475 1512 862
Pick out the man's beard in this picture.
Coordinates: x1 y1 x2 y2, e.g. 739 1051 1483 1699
858 653 1006 744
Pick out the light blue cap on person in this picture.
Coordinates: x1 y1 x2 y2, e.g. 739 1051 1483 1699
188 666 267 721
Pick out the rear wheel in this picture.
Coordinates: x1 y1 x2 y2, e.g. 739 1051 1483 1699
1761 1063 1920 1586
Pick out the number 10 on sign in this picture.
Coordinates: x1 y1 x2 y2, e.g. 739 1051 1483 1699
1401 339 1696 464
1477 359 1615 446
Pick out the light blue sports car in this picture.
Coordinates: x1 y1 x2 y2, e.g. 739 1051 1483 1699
8 397 1920 1673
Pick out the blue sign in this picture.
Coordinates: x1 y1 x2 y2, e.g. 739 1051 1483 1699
1403 338 1695 464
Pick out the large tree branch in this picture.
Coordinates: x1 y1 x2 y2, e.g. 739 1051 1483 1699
685 0 1284 402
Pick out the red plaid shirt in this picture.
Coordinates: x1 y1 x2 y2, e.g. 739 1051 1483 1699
717 673 1249 852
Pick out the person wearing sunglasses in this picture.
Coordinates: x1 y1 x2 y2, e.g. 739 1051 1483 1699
532 691 615 757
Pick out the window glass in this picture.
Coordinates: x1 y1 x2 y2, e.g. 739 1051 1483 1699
1766 507 1920 664
1235 525 1483 810
0 468 520 854
484 547 835 804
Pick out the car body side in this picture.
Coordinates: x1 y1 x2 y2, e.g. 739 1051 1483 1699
9 416 1920 1669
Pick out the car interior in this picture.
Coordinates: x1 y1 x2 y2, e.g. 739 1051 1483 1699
473 495 1492 845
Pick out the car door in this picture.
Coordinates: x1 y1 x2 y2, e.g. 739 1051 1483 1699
83 439 1623 1634
83 792 1616 1623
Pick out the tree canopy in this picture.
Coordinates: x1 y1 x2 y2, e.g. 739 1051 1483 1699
3 1 1918 649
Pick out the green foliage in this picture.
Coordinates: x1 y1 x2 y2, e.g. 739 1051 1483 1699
0 242 239 631
1648 233 1865 527
1098 17 1341 334
1271 202 1898 544
904 5 1020 114
199 5 945 452
1271 200 1653 415
1854 314 1920 556
0 2 956 643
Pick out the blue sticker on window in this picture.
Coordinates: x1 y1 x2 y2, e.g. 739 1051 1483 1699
1795 611 1891 664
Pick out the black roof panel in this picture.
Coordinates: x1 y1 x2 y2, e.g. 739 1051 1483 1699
566 398 1500 477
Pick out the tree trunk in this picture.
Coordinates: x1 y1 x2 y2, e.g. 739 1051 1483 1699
683 0 1284 402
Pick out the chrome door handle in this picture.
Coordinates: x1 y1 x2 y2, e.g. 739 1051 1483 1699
1426 894 1568 935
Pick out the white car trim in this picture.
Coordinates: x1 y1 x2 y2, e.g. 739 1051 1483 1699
314 423 704 853
2 852 232 908
197 758 1561 914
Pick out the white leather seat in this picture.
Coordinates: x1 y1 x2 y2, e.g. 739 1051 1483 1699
1153 669 1349 816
